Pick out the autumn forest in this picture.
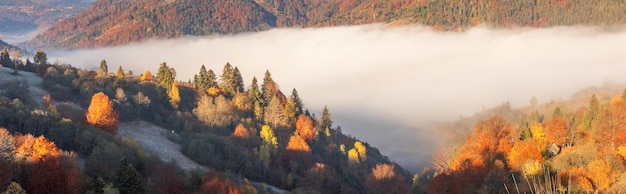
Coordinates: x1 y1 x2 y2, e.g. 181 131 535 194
2 0 626 193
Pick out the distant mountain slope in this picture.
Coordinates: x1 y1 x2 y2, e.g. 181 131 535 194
25 0 626 50
0 39 24 54
0 0 95 42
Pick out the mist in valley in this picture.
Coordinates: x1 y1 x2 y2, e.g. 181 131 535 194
50 24 626 172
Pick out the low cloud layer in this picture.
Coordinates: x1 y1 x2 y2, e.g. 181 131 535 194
51 24 626 172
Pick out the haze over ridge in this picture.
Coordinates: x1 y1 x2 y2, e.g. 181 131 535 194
51 24 626 171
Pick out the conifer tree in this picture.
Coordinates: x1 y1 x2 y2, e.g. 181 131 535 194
220 63 234 93
249 77 263 105
114 158 144 194
262 70 275 102
0 48 11 68
206 69 217 89
156 62 174 93
321 106 333 130
34 49 47 65
100 60 108 73
196 65 209 90
114 66 126 87
232 66 244 93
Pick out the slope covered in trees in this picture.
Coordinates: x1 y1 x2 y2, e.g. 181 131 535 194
24 0 626 50
427 87 626 193
0 0 94 35
0 50 413 193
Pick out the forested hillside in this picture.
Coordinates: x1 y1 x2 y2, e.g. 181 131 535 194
0 0 94 35
24 0 626 50
0 50 417 193
428 86 626 193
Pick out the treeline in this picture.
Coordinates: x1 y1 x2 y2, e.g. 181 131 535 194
24 0 626 50
0 49 418 193
429 92 626 193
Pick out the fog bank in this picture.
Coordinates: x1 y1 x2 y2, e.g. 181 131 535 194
51 24 626 172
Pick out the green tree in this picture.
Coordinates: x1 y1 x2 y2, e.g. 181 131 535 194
291 88 303 115
220 62 234 93
321 106 333 130
249 77 263 105
206 69 217 89
114 158 144 194
114 66 126 87
232 66 244 93
100 60 108 73
195 65 210 90
0 48 12 68
262 70 275 102
34 49 47 65
156 62 174 93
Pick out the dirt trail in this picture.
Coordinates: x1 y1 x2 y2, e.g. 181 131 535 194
118 120 289 194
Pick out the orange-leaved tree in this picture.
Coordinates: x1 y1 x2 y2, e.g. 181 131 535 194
15 134 60 162
543 115 568 145
295 114 316 143
86 92 119 135
285 134 312 167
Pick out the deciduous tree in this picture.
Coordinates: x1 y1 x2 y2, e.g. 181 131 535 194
86 92 119 135
295 114 316 143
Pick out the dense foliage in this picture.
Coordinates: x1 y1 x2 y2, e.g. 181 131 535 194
0 49 412 193
24 0 626 50
429 92 626 193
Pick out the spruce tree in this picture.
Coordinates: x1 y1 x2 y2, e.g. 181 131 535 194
197 65 209 90
34 49 47 65
114 158 144 194
321 106 332 130
220 62 234 93
206 69 217 88
232 66 244 93
0 48 12 68
249 77 263 105
156 62 174 93
115 66 126 87
262 70 274 102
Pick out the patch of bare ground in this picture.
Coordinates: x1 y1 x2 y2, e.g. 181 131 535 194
118 120 289 194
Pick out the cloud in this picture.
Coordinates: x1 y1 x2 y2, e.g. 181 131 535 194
50 24 626 172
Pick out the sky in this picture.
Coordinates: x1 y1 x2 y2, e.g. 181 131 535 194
50 24 626 172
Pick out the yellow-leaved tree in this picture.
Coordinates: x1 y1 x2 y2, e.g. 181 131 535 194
141 70 153 81
168 82 180 109
86 92 119 135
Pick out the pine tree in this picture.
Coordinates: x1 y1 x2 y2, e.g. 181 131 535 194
34 49 47 65
249 77 263 105
206 69 217 89
220 62 234 93
321 106 333 130
100 60 108 73
0 48 12 68
291 88 303 115
114 66 126 87
262 70 275 102
114 158 144 194
196 65 209 90
156 62 174 93
232 66 244 93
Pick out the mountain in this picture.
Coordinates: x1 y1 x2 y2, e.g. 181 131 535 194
0 0 95 42
24 0 626 50
0 39 24 54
